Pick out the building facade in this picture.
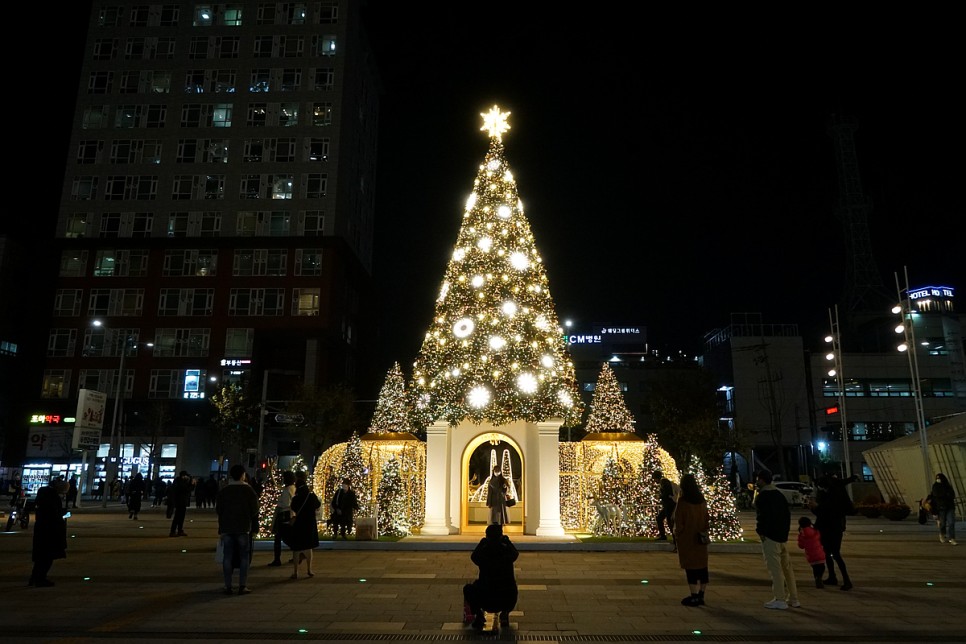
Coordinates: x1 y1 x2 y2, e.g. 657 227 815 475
25 1 380 494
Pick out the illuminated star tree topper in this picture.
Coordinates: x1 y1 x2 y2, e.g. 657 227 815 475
411 105 583 427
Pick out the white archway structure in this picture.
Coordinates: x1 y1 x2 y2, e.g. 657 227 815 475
421 418 565 536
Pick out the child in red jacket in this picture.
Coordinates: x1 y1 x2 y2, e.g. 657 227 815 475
797 516 827 588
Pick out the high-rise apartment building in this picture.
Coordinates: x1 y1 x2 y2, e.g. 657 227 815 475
23 1 380 492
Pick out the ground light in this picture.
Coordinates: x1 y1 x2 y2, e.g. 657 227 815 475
640 580 649 584
926 582 934 586
298 628 308 634
359 578 367 582
83 577 91 581
692 630 702 635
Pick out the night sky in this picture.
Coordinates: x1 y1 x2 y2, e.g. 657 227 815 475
17 4 963 375
364 7 964 367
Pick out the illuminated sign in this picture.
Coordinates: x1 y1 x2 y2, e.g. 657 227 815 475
183 369 205 399
825 406 840 416
567 334 602 345
909 286 954 300
29 414 63 424
220 359 252 367
598 327 642 335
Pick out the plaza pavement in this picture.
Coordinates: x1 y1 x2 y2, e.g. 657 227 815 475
1 500 963 643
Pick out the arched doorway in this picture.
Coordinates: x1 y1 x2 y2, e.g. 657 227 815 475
461 432 523 534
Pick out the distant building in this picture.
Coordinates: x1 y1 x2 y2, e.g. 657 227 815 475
23 1 380 492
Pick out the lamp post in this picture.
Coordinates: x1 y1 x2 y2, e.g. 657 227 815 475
824 305 852 482
892 266 931 492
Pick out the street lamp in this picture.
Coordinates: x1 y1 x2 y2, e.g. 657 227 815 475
892 266 931 492
92 321 153 507
824 304 851 482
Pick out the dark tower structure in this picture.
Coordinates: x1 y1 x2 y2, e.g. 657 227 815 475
827 114 892 322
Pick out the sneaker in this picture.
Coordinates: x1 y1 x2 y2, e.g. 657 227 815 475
681 596 700 607
763 599 788 610
789 600 801 608
949 539 958 546
238 587 252 595
939 536 947 543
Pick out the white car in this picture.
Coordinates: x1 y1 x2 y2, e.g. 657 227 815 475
774 481 813 507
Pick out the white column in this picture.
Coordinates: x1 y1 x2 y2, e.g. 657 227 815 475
535 419 565 536
421 421 455 535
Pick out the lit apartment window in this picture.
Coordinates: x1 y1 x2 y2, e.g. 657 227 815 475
271 175 293 199
248 103 267 126
292 288 320 316
222 6 243 26
65 213 90 238
313 102 332 126
60 250 88 277
294 249 322 276
41 370 71 399
279 103 299 126
307 138 329 161
193 7 213 27
213 70 236 93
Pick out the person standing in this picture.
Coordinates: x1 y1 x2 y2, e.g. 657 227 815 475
168 470 193 536
215 464 259 595
809 477 853 590
463 523 519 631
755 470 800 609
485 466 509 526
127 472 145 520
673 473 710 607
653 470 677 541
268 470 297 566
329 477 359 539
29 478 69 587
796 516 827 588
66 475 79 509
930 472 958 545
286 471 321 578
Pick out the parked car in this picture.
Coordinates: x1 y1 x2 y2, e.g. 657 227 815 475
774 481 813 507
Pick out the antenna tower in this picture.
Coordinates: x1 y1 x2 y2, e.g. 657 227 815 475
827 114 892 315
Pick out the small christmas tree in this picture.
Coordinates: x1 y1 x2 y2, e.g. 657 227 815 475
376 456 410 537
257 457 282 538
410 106 583 427
369 362 412 433
339 431 371 515
627 435 666 537
584 363 636 434
594 455 634 536
705 465 743 542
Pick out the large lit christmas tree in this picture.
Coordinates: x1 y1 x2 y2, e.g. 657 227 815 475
368 362 413 434
704 464 743 541
584 362 636 434
410 106 583 428
627 435 666 537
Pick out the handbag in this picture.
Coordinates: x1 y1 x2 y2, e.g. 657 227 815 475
505 496 516 507
214 538 224 564
696 531 710 545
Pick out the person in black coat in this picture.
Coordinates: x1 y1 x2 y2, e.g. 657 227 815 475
284 471 321 578
329 478 359 539
167 471 193 536
809 476 854 590
30 479 69 586
127 472 145 519
463 523 519 631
